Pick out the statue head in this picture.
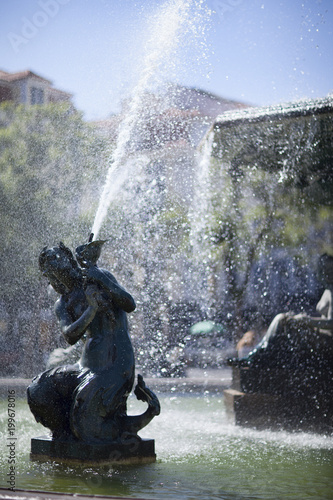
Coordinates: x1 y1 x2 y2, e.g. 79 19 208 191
39 242 82 293
75 235 107 268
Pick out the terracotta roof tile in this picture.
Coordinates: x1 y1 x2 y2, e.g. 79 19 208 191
0 70 52 84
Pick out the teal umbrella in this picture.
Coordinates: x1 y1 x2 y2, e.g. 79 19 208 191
189 321 224 336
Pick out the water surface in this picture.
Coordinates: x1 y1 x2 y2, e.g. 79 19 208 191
1 394 332 499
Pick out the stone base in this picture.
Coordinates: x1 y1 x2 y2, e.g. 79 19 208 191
30 435 156 465
224 389 285 430
224 389 333 434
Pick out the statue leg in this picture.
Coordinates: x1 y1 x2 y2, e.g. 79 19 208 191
27 366 80 439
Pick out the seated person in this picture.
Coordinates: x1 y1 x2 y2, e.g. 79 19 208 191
236 330 257 359
231 254 333 370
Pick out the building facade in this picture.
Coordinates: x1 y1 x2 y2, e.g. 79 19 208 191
0 69 72 106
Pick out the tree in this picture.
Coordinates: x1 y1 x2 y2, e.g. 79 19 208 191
0 102 107 374
192 101 333 338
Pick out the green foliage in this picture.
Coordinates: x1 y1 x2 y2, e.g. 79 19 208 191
197 123 333 333
0 102 107 309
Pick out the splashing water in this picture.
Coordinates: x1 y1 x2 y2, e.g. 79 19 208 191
91 0 210 239
189 133 215 256
2 396 333 499
188 133 216 312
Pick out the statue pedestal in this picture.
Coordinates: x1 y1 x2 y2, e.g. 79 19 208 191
225 365 333 434
30 435 156 465
224 389 286 430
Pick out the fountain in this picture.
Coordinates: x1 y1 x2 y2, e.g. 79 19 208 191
199 95 333 433
1 0 333 498
27 238 160 464
1 391 333 498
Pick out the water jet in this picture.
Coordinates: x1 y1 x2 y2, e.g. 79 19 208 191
1 0 333 498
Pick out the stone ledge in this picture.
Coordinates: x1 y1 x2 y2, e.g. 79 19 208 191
224 389 283 429
31 435 156 465
224 388 333 433
0 378 30 398
0 370 232 397
0 488 140 500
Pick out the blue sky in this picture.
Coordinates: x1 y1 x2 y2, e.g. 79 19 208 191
0 0 332 121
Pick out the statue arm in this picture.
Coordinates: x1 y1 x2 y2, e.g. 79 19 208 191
290 313 333 333
55 294 98 346
307 317 333 332
84 267 136 313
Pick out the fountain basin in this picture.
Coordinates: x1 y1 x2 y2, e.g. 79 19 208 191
1 379 332 500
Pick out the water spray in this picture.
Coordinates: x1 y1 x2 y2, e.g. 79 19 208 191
90 0 205 239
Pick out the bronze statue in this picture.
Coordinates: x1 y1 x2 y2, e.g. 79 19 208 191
229 254 333 396
27 237 160 448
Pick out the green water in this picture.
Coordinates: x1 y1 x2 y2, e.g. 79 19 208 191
1 393 332 499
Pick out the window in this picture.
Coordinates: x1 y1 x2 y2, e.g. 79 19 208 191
30 87 44 105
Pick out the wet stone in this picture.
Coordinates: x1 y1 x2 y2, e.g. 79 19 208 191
30 435 156 465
